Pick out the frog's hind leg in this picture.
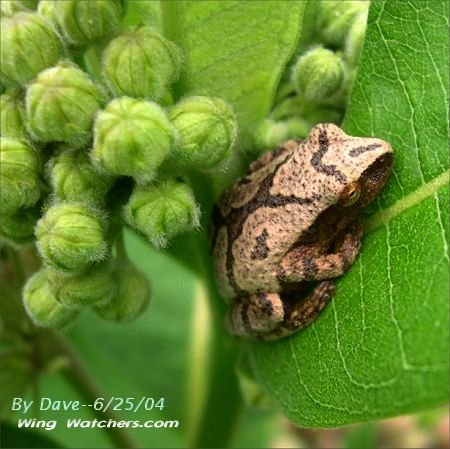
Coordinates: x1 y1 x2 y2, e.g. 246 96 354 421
262 280 336 341
226 293 285 338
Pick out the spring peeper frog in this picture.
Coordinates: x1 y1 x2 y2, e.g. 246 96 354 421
211 123 393 340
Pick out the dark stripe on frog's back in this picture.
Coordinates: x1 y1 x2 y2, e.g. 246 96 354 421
311 127 347 184
210 145 295 249
251 228 269 260
223 158 320 297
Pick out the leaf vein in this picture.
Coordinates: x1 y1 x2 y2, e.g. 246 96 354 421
365 170 449 232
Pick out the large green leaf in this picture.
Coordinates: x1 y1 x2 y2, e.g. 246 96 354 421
250 0 449 427
161 1 305 150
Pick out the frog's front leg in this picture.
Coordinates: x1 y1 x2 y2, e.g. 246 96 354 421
226 293 285 337
262 281 336 341
279 221 363 283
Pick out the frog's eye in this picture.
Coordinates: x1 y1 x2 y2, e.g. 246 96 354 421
339 181 361 207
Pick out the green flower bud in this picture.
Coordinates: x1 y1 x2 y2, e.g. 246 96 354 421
35 203 108 272
102 26 181 101
53 0 124 47
254 119 289 151
48 148 113 206
0 1 38 16
0 12 63 86
0 137 40 215
0 88 26 138
37 1 57 24
345 10 369 67
169 96 237 171
316 1 367 47
92 97 175 183
0 205 40 247
23 270 80 328
46 261 115 308
124 180 199 248
26 62 104 143
94 261 150 323
285 117 312 140
254 118 310 151
292 47 345 103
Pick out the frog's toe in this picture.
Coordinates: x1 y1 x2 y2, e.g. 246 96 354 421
226 293 285 337
262 280 335 341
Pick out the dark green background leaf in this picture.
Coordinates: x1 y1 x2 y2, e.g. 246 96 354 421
1 422 61 448
250 0 449 427
12 232 194 448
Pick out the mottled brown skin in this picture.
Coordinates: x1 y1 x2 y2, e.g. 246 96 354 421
212 123 393 340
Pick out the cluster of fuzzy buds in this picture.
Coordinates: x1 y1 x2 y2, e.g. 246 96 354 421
0 0 237 329
253 0 369 153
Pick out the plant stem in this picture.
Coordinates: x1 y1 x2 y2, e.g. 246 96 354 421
46 331 140 449
192 325 243 448
115 228 129 261
7 247 26 286
169 233 243 448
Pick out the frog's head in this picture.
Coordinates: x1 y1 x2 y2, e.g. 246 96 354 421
306 123 393 210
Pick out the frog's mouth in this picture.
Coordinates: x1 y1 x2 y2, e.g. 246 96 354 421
360 152 394 206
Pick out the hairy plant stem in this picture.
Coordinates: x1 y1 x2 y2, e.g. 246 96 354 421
8 247 26 286
169 232 242 448
115 228 129 262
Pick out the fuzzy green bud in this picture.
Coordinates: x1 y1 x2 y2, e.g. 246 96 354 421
0 1 38 16
94 261 150 323
292 47 345 103
26 62 104 143
23 270 80 328
37 1 57 24
345 9 369 67
46 261 115 308
35 203 108 272
48 148 113 206
124 180 199 248
169 96 237 171
254 119 289 151
102 26 181 101
0 137 40 215
254 118 310 151
0 205 40 247
92 97 175 183
0 88 26 138
54 0 125 47
316 1 367 48
0 12 63 86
